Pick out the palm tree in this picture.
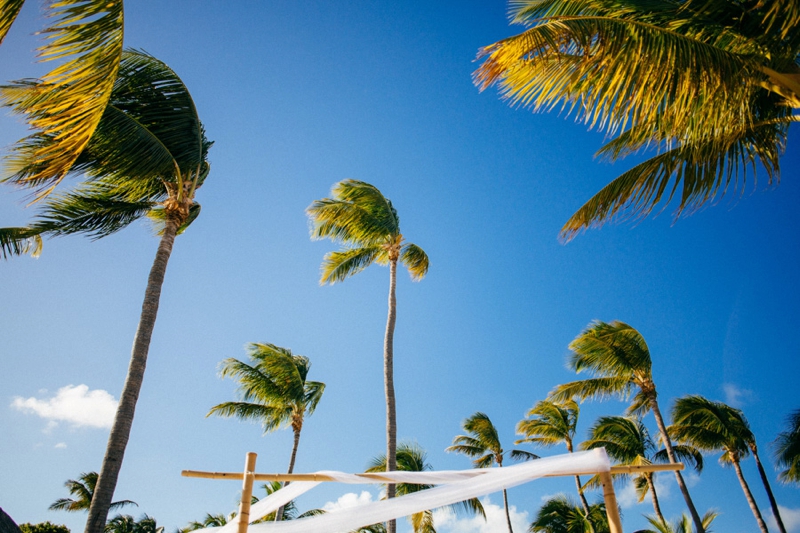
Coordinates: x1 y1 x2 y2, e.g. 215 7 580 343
446 412 537 533
307 179 429 533
640 510 718 533
669 395 769 533
475 0 799 241
581 416 703 525
49 472 136 513
0 50 211 533
367 442 485 533
208 343 325 521
529 496 609 533
516 399 590 515
104 515 162 533
549 321 705 533
179 513 236 533
1 0 124 201
774 408 800 485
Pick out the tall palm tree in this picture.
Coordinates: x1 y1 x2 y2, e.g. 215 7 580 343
0 50 211 533
549 321 705 533
446 412 538 533
640 511 718 533
516 399 590 515
529 496 609 533
49 472 137 513
367 442 485 533
1 0 124 201
580 416 703 526
307 179 429 533
208 343 325 521
669 395 769 533
774 408 800 485
475 0 799 240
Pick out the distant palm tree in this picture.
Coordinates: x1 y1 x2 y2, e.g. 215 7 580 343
250 482 324 522
308 179 429 533
640 510 718 533
774 408 800 485
447 412 537 533
103 515 162 533
208 343 324 521
516 399 590 515
581 416 702 525
49 472 136 513
0 50 212 533
179 512 235 532
550 321 705 533
367 442 485 533
669 396 769 533
529 496 608 533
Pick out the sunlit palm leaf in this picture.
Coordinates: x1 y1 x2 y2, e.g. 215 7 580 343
320 245 384 284
0 0 24 46
0 226 42 259
1 0 124 198
400 243 429 281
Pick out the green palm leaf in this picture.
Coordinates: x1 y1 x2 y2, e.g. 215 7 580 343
1 0 124 198
320 245 385 284
0 0 24 46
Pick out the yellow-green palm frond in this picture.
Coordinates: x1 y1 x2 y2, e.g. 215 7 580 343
476 16 763 141
307 180 400 246
147 203 201 236
1 0 124 198
560 119 791 241
669 395 752 466
568 321 652 378
206 402 290 433
320 245 385 284
0 0 25 46
400 243 429 281
516 399 578 447
550 376 634 404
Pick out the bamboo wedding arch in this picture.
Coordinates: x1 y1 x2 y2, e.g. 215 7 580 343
182 449 683 533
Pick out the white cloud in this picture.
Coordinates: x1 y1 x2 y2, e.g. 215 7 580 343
723 383 754 408
55 442 67 449
768 506 800 533
11 384 118 429
322 491 376 512
433 495 529 533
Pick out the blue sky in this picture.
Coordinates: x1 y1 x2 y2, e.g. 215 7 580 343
1 2 798 533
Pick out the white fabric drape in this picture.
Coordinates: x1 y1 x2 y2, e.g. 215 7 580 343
196 448 610 533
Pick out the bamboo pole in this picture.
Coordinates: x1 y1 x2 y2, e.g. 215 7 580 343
237 453 257 533
600 471 623 533
181 462 684 482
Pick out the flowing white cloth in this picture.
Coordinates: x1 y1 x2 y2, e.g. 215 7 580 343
200 449 610 533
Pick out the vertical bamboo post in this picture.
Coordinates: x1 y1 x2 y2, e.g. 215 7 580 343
600 471 623 533
237 452 258 533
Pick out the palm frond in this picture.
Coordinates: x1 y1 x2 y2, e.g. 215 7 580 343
1 0 124 197
560 119 790 241
320 245 384 284
0 226 42 259
774 408 800 484
400 243 429 281
510 449 540 461
206 401 290 433
549 376 633 404
0 0 24 46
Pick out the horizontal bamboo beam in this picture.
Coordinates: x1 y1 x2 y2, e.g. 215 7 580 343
181 462 683 482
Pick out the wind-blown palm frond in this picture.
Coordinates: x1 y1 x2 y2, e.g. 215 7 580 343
516 400 579 448
206 402 289 433
400 243 429 281
641 510 718 533
0 227 41 259
1 0 124 198
321 245 385 284
477 0 800 239
669 396 751 464
529 495 609 533
0 0 24 46
774 409 800 484
49 472 136 513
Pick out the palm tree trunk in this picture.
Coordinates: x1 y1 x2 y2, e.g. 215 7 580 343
385 258 398 533
647 473 666 525
731 458 770 533
648 393 705 533
751 444 787 533
574 475 591 516
84 218 179 533
502 488 514 533
275 425 302 522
